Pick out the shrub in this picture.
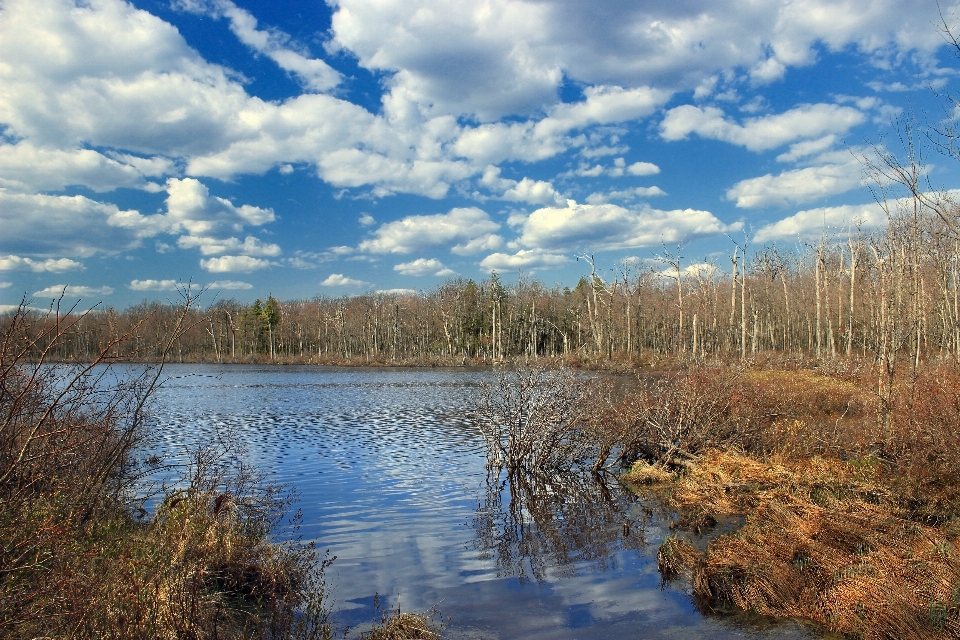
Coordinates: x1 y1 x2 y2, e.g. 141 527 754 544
0 300 331 639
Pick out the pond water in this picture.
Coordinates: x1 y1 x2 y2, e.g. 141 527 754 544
146 364 822 639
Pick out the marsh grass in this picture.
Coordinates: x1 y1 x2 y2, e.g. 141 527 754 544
0 300 332 639
626 359 960 639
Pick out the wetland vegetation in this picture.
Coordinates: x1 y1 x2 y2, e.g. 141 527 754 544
3 175 960 638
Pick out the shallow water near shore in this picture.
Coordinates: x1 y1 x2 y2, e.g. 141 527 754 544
145 364 823 639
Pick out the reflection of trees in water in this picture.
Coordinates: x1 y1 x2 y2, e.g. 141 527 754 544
472 468 650 584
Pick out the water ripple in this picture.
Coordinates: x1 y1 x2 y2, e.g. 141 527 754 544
143 364 822 640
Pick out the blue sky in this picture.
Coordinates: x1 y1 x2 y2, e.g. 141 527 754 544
3 0 960 309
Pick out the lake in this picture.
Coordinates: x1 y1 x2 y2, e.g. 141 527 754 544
146 364 821 639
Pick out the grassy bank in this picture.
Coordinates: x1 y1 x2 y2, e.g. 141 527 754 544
618 359 960 639
0 305 333 639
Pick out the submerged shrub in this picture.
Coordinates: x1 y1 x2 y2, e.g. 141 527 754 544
474 366 599 475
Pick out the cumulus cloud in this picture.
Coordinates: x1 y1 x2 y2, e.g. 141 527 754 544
0 255 84 273
753 203 887 242
479 249 569 273
0 142 166 193
0 191 154 257
660 103 865 152
500 177 564 205
330 0 947 123
359 207 501 254
165 178 274 233
0 0 257 156
33 285 114 298
321 273 370 287
207 280 253 290
627 161 660 176
511 200 741 252
775 135 838 163
726 151 864 208
0 179 277 260
129 279 180 291
199 255 275 272
452 86 669 165
562 158 660 180
393 258 457 277
177 235 282 256
176 0 341 92
1 0 952 210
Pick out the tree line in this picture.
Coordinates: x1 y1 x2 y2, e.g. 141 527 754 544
6 195 960 367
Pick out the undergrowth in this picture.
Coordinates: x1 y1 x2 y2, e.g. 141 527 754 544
619 358 960 639
0 301 332 639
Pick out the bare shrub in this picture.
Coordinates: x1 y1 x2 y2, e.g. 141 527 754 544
615 364 746 470
0 297 332 639
474 366 598 474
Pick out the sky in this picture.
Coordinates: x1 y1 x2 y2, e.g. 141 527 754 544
3 0 960 310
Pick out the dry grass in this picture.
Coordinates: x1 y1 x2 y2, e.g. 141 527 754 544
611 359 960 638
658 450 960 639
0 303 331 639
359 612 445 640
622 460 674 485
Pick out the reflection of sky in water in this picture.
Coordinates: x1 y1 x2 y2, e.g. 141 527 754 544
144 364 822 639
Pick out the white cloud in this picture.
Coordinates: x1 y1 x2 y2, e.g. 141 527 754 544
477 167 563 204
359 207 501 254
321 273 370 287
726 152 864 208
359 213 376 226
393 258 457 277
660 103 865 152
33 285 114 298
511 200 741 252
479 249 569 273
775 135 838 163
452 86 669 166
0 282 11 289
562 158 660 180
165 178 275 234
177 0 341 92
749 56 787 84
177 235 282 256
0 142 165 194
129 279 180 291
580 145 629 158
753 203 887 242
199 255 275 272
0 191 153 257
1 0 953 211
330 0 948 124
500 177 564 206
0 255 84 273
207 280 253 290
0 0 258 156
626 161 660 176
0 178 277 260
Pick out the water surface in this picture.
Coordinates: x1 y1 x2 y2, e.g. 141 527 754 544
147 365 821 639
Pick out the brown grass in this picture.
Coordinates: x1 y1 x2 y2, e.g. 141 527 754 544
657 450 960 639
613 359 960 638
0 303 331 639
359 612 445 640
